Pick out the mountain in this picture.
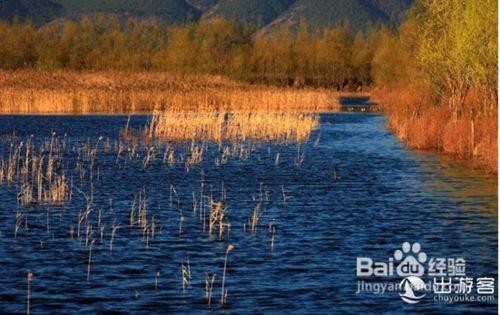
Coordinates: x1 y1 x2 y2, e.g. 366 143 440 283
0 0 412 32
0 0 63 25
54 0 200 24
186 0 218 13
204 0 295 26
1 0 201 25
265 0 413 32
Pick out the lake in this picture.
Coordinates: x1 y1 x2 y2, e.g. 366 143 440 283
0 113 496 313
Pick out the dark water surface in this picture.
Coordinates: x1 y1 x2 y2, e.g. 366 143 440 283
0 113 496 313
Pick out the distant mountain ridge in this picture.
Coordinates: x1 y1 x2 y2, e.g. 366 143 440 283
1 0 412 32
185 0 218 12
0 0 201 25
0 0 63 25
204 0 296 26
264 0 413 32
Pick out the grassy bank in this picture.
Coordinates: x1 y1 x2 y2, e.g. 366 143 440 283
373 87 497 174
371 0 497 174
0 70 341 114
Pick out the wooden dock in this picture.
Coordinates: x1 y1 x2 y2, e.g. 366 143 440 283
339 96 380 112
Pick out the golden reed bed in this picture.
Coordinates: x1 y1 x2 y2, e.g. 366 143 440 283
145 112 319 143
0 71 342 114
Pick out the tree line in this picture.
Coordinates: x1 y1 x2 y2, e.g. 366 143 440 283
0 0 496 100
0 15 377 89
372 0 497 118
0 0 496 171
371 0 497 172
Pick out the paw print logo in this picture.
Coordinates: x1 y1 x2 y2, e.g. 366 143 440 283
394 242 427 277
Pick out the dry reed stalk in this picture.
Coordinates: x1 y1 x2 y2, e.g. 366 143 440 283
142 146 156 169
27 271 33 315
204 273 216 306
14 212 23 238
208 200 229 239
48 174 69 204
46 210 50 235
181 260 191 294
221 245 234 305
87 239 96 282
145 112 319 144
250 203 260 234
155 271 161 292
2 135 72 207
0 160 5 183
269 220 276 251
19 183 33 207
130 189 148 229
185 142 205 169
0 70 339 114
178 215 184 236
192 192 197 214
373 86 498 173
150 216 156 238
281 186 291 204
77 212 83 240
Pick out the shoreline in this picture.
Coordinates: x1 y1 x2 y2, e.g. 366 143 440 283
0 70 494 174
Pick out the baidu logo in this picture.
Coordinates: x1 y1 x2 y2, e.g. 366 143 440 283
355 241 493 306
356 241 428 277
356 241 430 304
394 242 427 277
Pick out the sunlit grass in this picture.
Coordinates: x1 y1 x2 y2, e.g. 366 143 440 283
145 112 319 143
0 70 340 114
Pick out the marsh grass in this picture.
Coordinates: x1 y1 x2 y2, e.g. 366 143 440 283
3 136 70 206
27 271 33 315
145 112 319 144
221 245 233 305
0 108 320 310
0 71 340 114
155 271 161 292
204 273 216 306
373 87 498 173
181 260 191 295
250 203 260 234
87 239 96 282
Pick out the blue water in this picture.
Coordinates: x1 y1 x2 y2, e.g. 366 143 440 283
0 113 496 313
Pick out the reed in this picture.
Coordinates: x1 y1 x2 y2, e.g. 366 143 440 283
0 70 339 114
1 135 71 207
26 271 33 315
130 189 148 229
185 142 205 171
87 240 96 282
220 245 234 305
13 212 25 237
281 186 292 204
145 112 319 144
155 271 161 292
208 200 229 239
181 260 191 295
250 203 260 234
48 174 69 204
0 106 323 310
19 184 33 207
373 86 498 173
110 223 120 253
46 210 50 235
204 273 216 306
178 215 185 236
269 220 276 251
